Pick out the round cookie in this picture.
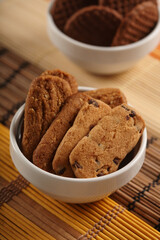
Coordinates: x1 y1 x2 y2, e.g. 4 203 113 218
112 1 158 46
70 104 145 178
33 92 90 172
53 99 111 177
99 0 157 17
64 5 122 46
51 0 98 31
21 75 72 161
86 88 127 108
41 69 78 94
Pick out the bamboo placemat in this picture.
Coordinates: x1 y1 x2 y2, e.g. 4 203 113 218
0 124 160 240
0 46 160 239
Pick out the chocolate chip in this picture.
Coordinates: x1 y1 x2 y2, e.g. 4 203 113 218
96 165 110 173
107 166 110 172
121 105 130 111
113 157 120 165
97 172 105 177
95 158 100 164
57 167 66 175
69 120 73 126
129 110 136 118
72 161 82 169
88 99 99 107
126 115 130 120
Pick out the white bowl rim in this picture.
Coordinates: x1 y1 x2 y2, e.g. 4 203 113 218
47 0 160 52
10 86 147 183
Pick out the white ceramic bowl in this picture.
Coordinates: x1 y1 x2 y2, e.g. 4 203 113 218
47 0 160 74
10 87 147 203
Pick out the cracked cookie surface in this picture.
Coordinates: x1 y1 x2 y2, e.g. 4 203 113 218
21 75 72 161
69 104 145 178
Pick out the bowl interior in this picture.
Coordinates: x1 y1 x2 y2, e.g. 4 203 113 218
16 84 143 179
48 0 160 51
17 115 141 173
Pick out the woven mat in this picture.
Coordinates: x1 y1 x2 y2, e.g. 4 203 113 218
0 46 160 240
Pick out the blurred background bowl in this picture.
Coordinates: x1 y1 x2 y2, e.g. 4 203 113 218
47 0 160 75
10 86 147 204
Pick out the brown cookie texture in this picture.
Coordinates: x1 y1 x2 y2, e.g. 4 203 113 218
64 5 122 46
21 75 72 161
99 0 157 16
33 92 90 172
112 1 158 46
69 103 145 178
41 69 78 94
86 88 127 108
52 99 111 177
51 0 98 31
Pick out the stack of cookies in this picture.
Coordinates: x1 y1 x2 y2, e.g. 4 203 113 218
21 69 145 178
51 0 158 46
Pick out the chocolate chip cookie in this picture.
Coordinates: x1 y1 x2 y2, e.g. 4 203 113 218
21 75 72 161
86 88 127 108
33 92 90 172
70 104 145 178
53 99 111 177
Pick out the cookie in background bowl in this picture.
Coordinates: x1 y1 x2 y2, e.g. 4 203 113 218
112 1 158 46
51 0 98 31
64 5 122 46
99 0 157 17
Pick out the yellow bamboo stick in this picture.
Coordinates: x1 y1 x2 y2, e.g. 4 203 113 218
0 153 15 170
0 161 18 178
2 204 56 240
0 123 10 136
29 186 121 240
0 217 27 240
0 226 17 240
26 187 112 240
0 235 8 240
47 199 129 240
25 188 112 240
103 198 160 238
1 124 160 240
22 188 87 236
1 209 39 240
83 203 142 240
0 136 10 147
0 214 33 240
0 158 158 240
